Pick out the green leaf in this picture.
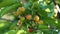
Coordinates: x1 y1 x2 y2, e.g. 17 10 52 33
17 30 27 34
37 9 48 17
9 21 17 30
40 1 54 17
57 19 60 30
31 0 38 2
24 1 32 9
0 0 18 8
38 25 48 29
0 3 21 17
36 30 42 34
4 30 17 34
43 30 53 34
0 20 11 30
42 17 56 26
0 0 3 3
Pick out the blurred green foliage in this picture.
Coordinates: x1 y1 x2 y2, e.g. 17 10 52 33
0 0 59 34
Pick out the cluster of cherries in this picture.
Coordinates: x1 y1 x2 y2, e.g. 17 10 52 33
18 14 44 32
14 7 44 32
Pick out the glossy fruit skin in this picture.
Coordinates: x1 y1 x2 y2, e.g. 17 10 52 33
14 7 26 16
20 16 25 21
16 7 26 15
17 7 26 13
26 14 32 20
28 28 33 32
34 15 39 22
38 20 43 24
20 7 26 12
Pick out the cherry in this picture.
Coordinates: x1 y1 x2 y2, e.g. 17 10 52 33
28 28 33 32
26 14 32 20
34 15 39 22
